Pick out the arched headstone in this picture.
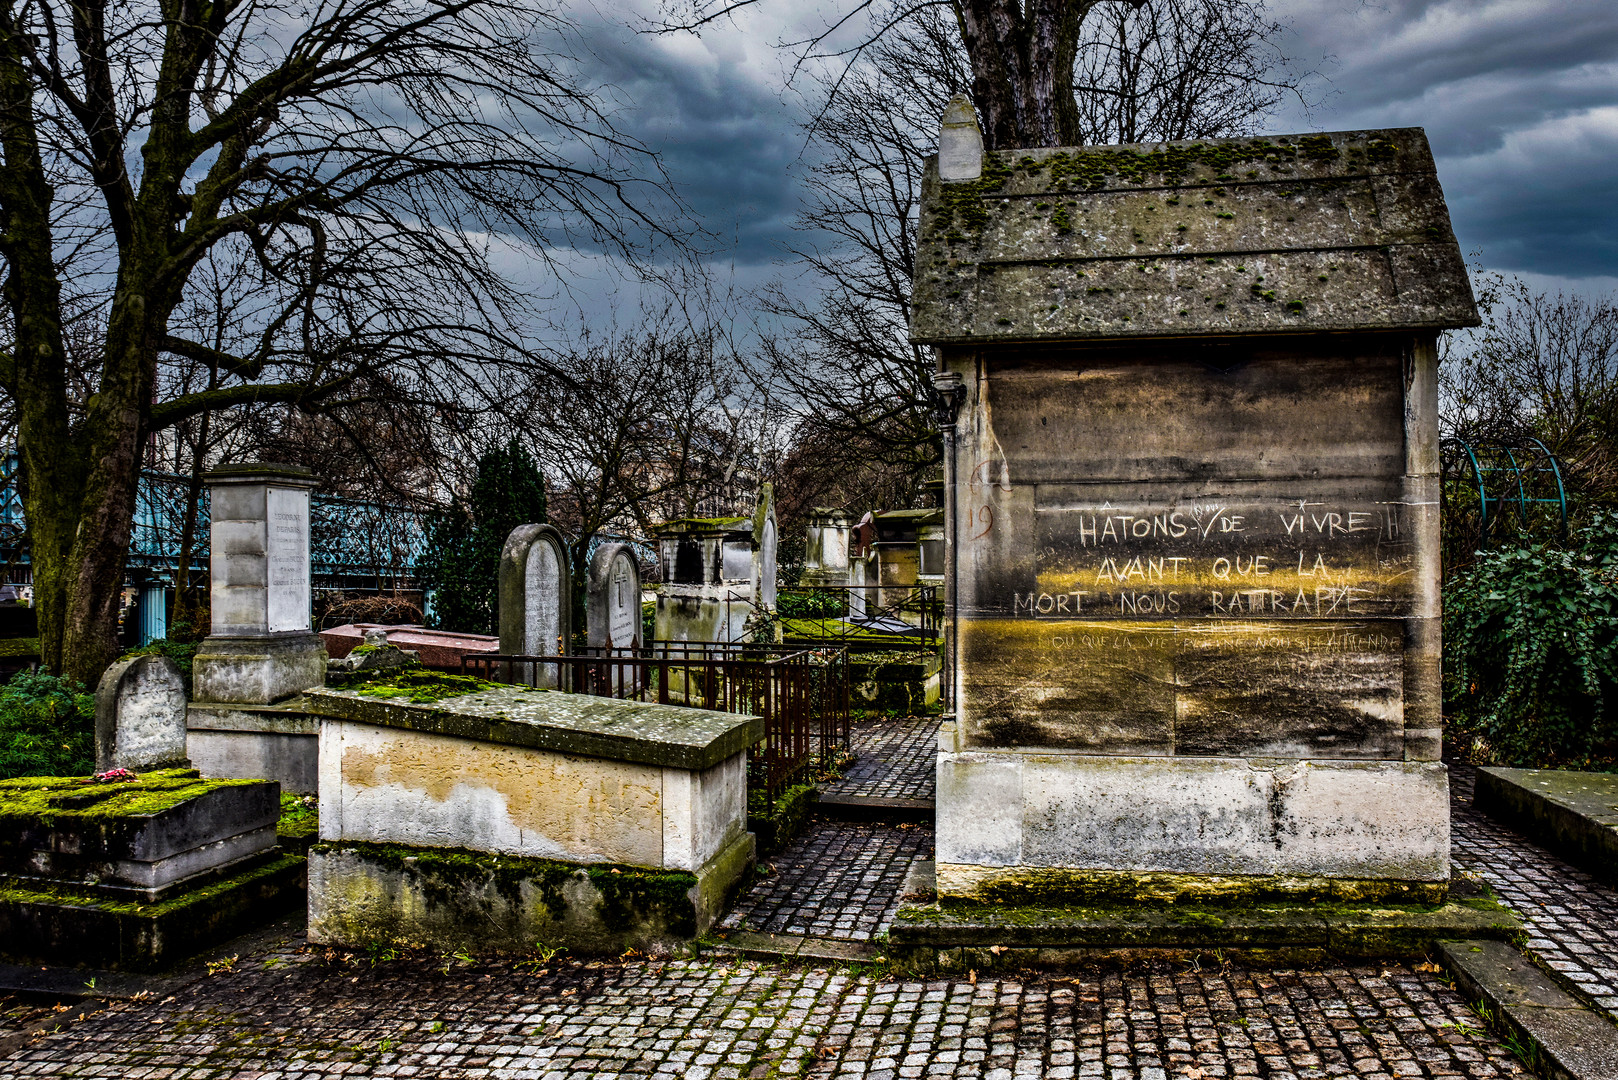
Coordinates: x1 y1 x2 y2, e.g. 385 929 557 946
589 543 642 652
95 654 189 773
500 524 571 688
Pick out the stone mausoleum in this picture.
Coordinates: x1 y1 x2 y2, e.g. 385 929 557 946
915 115 1478 904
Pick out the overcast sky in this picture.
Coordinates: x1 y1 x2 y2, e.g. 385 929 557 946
558 0 1618 320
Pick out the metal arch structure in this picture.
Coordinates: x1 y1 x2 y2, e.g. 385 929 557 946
0 453 430 591
1440 436 1568 549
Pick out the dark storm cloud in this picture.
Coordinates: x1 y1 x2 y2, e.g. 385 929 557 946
1272 0 1618 282
567 9 814 268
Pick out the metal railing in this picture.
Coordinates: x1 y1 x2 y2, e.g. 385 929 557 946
463 642 849 799
775 583 942 661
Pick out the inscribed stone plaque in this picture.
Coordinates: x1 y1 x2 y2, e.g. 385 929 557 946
265 486 311 633
1029 490 1416 620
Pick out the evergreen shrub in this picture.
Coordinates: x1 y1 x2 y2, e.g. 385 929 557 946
1445 512 1618 767
0 671 95 779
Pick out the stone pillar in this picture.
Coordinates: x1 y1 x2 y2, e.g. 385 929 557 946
96 654 189 772
136 583 168 645
499 523 572 687
192 465 327 704
588 543 643 652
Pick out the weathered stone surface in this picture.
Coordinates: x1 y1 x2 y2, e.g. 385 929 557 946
307 832 754 954
1474 767 1618 889
194 464 325 706
187 700 319 794
0 769 280 902
95 654 189 772
911 129 1479 344
0 853 304 971
316 718 748 871
303 683 761 771
890 895 1516 964
192 633 328 705
934 753 1449 900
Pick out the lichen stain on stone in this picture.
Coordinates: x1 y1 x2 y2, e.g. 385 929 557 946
339 730 662 862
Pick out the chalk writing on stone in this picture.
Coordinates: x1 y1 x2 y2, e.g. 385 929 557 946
1020 497 1414 619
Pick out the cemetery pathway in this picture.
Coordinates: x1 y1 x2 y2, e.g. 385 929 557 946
820 716 940 807
1 939 1529 1079
1449 764 1618 1026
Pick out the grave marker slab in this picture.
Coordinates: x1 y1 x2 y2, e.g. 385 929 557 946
95 654 189 772
500 523 571 686
589 542 642 652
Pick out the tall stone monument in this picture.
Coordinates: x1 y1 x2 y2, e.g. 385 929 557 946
914 116 1479 904
500 524 572 686
192 465 326 704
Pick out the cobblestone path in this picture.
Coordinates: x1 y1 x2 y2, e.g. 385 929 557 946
1450 764 1618 1023
3 940 1529 1079
821 717 939 804
722 820 935 942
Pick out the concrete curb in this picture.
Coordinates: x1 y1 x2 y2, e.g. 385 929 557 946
1439 939 1618 1080
709 930 881 964
1474 767 1618 889
814 794 934 822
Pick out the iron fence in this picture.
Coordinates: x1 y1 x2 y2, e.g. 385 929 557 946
463 642 849 799
775 584 942 657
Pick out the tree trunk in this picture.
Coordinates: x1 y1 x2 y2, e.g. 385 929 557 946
953 0 1138 150
172 417 210 639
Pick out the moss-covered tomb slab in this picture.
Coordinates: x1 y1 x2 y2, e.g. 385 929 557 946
302 683 763 771
890 879 1520 967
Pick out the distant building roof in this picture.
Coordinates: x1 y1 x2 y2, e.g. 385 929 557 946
910 128 1480 344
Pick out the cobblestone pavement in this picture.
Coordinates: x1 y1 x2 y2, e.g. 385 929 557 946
821 717 939 804
3 936 1530 1079
1450 764 1618 1023
722 820 935 942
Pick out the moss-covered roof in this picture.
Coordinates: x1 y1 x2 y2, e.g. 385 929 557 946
910 128 1479 344
655 516 751 537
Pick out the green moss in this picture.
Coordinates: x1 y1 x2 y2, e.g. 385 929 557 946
277 792 318 843
748 781 818 856
0 768 264 822
317 841 700 936
934 152 1015 238
348 644 380 656
0 853 305 917
352 670 498 704
0 637 39 658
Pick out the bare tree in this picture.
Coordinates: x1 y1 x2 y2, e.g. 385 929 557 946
0 0 685 682
1441 279 1618 502
520 312 776 600
761 0 1306 516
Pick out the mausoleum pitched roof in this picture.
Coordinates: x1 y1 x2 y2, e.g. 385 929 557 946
909 128 1480 344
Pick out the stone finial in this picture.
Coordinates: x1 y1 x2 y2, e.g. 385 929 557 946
95 654 189 773
938 94 983 182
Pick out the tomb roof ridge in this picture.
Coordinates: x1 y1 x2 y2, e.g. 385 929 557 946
911 126 1480 344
